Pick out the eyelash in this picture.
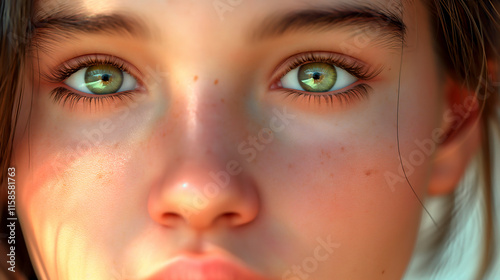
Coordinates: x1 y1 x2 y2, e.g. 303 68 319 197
50 87 137 110
272 52 380 105
44 55 141 109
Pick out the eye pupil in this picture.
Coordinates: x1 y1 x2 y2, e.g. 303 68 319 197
101 74 110 82
312 72 321 80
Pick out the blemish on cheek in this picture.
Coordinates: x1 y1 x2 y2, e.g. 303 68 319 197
214 79 219 85
364 169 376 176
193 75 198 82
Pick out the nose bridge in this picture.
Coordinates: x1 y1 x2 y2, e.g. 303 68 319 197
167 59 247 159
184 89 233 156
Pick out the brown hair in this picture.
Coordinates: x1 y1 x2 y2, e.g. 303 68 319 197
419 0 499 278
0 0 498 278
0 0 37 279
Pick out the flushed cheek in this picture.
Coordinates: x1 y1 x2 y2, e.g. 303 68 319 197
15 140 143 275
14 100 162 279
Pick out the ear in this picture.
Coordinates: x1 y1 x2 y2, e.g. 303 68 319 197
427 77 482 196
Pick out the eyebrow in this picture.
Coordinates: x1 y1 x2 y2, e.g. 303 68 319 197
31 12 150 49
250 5 406 47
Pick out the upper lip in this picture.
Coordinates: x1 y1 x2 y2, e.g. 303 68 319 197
146 254 269 280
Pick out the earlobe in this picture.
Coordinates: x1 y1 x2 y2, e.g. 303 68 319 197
427 79 482 196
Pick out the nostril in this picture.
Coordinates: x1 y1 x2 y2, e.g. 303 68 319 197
161 213 184 227
219 212 243 226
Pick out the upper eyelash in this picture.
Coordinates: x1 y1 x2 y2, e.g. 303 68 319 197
42 54 138 84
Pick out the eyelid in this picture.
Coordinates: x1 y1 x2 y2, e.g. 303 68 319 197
269 51 381 89
42 54 144 87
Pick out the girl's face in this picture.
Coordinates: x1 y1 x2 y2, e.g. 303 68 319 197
13 0 463 279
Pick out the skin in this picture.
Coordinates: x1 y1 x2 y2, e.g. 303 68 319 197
12 0 482 279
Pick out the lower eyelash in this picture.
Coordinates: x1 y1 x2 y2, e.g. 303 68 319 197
50 87 137 110
279 84 371 107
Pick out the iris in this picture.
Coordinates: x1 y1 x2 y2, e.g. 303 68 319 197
298 63 337 92
84 65 124 94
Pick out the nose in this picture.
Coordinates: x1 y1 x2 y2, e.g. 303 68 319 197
146 61 262 230
148 161 260 230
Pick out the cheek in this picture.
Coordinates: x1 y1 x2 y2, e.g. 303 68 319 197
13 88 161 276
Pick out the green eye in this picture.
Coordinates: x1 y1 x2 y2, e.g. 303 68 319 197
298 62 337 92
84 65 124 95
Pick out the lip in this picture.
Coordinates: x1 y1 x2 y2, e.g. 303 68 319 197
146 255 269 280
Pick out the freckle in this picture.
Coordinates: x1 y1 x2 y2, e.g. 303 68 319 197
320 161 324 165
162 132 166 137
329 173 334 178
382 270 385 274
288 163 294 169
97 173 103 179
321 149 331 159
193 75 198 81
365 169 373 176
220 98 225 103
214 79 219 85
341 146 345 152
389 144 394 149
